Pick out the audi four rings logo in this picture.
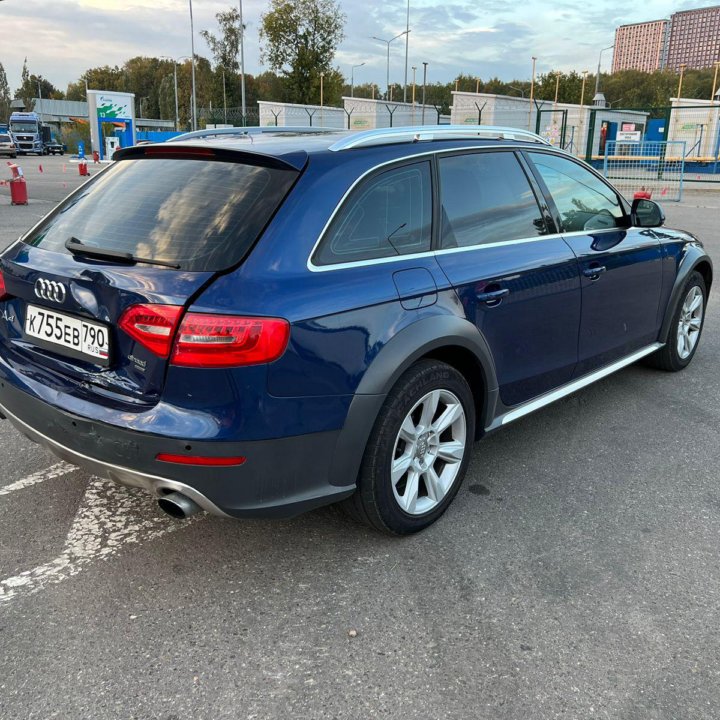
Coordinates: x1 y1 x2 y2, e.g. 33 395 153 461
34 279 67 303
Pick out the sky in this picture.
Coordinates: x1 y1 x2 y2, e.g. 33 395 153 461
1 0 718 94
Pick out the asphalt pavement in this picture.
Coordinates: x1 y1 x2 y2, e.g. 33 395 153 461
0 155 719 719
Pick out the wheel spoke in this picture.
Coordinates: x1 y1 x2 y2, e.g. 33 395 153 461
424 466 445 503
436 440 465 463
401 470 420 514
398 415 417 444
677 332 686 357
431 402 463 435
687 292 702 314
419 390 440 429
688 316 702 329
391 453 413 486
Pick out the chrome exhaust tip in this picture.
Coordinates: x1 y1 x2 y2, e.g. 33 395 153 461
157 491 202 519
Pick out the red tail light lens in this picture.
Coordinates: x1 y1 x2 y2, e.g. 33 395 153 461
118 304 183 358
0 270 8 301
170 314 290 368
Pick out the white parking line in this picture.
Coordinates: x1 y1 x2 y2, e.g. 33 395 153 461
0 462 76 496
0 477 197 607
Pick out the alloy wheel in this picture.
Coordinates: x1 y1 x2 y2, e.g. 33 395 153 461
391 389 467 516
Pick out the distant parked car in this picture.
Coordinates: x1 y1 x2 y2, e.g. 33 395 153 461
0 125 712 534
45 141 66 156
0 133 17 158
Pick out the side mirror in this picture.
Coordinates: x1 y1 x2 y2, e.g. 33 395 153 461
631 198 665 228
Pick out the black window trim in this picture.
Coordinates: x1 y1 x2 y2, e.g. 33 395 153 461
520 148 632 235
311 157 436 267
434 147 553 250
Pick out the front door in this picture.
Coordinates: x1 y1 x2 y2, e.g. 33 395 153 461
526 151 663 375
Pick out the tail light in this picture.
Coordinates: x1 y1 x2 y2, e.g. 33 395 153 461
118 304 183 358
170 314 290 368
0 270 7 301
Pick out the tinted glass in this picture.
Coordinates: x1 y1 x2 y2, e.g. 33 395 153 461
0 134 11 143
314 161 432 266
529 152 625 233
438 152 546 249
25 158 298 272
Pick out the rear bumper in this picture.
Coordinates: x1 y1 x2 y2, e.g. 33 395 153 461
0 383 355 519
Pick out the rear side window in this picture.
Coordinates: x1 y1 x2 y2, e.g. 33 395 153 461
438 151 546 249
25 157 298 272
528 152 625 232
313 161 432 266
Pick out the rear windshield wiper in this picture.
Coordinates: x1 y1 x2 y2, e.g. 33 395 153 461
65 237 181 269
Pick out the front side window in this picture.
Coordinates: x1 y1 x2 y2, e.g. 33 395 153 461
529 152 625 233
313 161 432 266
438 151 546 249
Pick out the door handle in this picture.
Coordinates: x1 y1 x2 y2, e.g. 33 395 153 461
582 265 607 279
476 287 510 304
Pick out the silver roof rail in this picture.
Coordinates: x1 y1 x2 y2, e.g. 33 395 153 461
328 125 551 151
166 126 339 143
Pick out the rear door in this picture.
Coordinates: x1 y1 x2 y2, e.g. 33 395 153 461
526 151 663 375
433 150 581 408
0 149 299 405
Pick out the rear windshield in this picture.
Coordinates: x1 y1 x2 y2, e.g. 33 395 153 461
0 134 11 142
25 157 298 272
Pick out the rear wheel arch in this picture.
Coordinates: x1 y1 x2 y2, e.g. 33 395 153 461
328 316 498 488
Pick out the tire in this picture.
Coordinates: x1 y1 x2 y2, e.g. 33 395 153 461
343 359 476 535
646 271 707 371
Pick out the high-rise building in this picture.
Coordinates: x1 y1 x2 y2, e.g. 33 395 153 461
613 20 669 72
665 5 720 71
612 5 720 73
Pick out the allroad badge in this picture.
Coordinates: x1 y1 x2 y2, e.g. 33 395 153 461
34 278 67 304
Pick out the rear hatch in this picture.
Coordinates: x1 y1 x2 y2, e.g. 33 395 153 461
0 145 301 406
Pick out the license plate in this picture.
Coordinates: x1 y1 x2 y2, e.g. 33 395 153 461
25 304 110 365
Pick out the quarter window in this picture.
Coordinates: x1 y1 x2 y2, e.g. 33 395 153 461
314 161 432 266
438 152 546 249
529 152 625 233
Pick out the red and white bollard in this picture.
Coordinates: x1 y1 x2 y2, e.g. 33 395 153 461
7 162 28 206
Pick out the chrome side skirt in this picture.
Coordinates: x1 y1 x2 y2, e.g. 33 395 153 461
0 399 230 517
487 343 664 431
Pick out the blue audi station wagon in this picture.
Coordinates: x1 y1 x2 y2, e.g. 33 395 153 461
0 126 712 534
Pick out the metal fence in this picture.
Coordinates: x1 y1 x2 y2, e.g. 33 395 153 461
603 140 686 202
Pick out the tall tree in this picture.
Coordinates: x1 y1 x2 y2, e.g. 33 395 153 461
0 62 11 121
259 0 345 104
201 8 243 73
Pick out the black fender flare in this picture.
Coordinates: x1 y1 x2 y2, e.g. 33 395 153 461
659 244 713 344
328 315 499 487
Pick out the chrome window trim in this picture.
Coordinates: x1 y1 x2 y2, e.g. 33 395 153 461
307 144 549 273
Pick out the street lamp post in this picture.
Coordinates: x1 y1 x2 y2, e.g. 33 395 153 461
160 55 190 131
188 0 198 131
372 31 410 101
403 0 410 102
508 85 525 98
238 0 246 124
677 63 687 100
580 69 588 107
421 61 428 124
528 56 537 130
712 60 720 101
594 44 614 98
350 62 366 98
